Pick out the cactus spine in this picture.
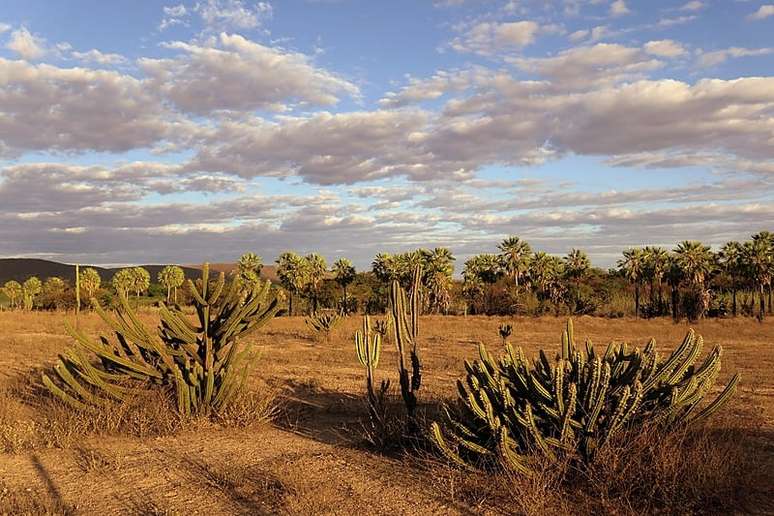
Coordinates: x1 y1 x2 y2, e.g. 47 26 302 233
42 264 279 415
431 319 740 473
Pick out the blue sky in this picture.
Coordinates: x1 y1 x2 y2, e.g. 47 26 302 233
0 0 772 268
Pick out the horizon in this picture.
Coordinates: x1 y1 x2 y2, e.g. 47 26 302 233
1 0 773 270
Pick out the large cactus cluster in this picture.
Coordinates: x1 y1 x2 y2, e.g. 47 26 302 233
431 320 740 473
42 264 279 416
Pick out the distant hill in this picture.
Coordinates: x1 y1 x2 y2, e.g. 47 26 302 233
0 259 200 285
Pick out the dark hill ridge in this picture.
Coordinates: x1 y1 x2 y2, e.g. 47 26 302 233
0 259 200 284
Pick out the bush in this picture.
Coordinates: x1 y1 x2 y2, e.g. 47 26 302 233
431 319 739 473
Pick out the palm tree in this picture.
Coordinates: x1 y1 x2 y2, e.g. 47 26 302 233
498 236 532 286
673 241 715 320
563 248 590 314
643 246 669 315
425 248 455 314
372 253 398 284
744 237 772 321
112 268 134 298
158 265 185 303
752 231 774 315
332 258 356 313
618 248 646 318
719 241 744 317
530 252 564 313
130 267 151 300
305 253 328 313
22 276 42 311
276 252 310 316
3 280 22 309
237 252 263 289
78 267 101 308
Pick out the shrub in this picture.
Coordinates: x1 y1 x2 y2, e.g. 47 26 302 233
42 264 279 416
430 319 740 473
305 310 342 341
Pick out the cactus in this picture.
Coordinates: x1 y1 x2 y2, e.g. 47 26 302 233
305 311 342 341
431 319 740 473
498 323 512 345
42 264 280 415
389 265 422 424
355 315 390 431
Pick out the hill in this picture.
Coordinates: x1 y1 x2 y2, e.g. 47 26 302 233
0 259 200 285
185 263 280 282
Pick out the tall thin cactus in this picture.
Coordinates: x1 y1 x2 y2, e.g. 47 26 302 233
355 315 390 432
389 265 423 425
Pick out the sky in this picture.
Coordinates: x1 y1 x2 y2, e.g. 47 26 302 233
0 0 772 270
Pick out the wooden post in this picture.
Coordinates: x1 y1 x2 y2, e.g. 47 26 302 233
75 263 80 329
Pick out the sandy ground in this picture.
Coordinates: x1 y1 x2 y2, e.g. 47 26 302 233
1 311 772 514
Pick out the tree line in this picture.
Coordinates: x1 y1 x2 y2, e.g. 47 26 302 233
2 231 772 320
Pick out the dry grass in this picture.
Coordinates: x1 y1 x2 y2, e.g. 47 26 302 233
0 310 772 514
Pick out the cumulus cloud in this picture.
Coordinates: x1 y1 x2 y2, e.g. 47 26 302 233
643 39 688 58
5 26 46 59
679 1 705 11
195 0 273 31
748 4 774 20
71 49 128 66
696 47 774 67
450 20 546 56
140 33 359 114
609 0 631 17
0 59 180 155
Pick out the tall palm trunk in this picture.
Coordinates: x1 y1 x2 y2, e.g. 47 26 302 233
731 282 737 317
634 283 640 319
759 284 766 321
289 291 294 317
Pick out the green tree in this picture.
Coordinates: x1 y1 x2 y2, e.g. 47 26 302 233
305 253 328 313
643 246 669 314
332 258 356 313
2 280 22 309
79 267 101 308
276 251 310 316
158 265 185 303
425 248 455 314
130 267 151 299
563 248 590 314
751 231 774 315
22 276 42 311
719 241 744 317
530 252 564 312
112 268 133 297
498 236 532 286
372 252 398 284
744 235 773 321
673 241 715 320
618 248 646 318
237 252 263 289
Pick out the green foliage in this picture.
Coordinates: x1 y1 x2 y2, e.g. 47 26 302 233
2 280 23 309
276 251 310 316
431 319 740 473
22 276 42 311
158 265 185 303
305 310 342 340
42 264 280 416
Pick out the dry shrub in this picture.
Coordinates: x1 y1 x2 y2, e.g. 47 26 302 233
1 377 278 453
425 414 766 515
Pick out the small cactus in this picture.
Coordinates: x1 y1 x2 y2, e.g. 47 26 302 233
498 323 512 344
305 311 342 341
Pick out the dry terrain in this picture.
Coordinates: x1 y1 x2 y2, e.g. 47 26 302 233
1 311 773 515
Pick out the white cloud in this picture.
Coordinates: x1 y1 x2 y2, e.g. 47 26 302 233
140 33 359 114
0 23 10 34
450 20 543 56
5 26 46 59
696 47 774 67
748 4 774 20
644 39 688 58
194 0 273 31
679 1 705 11
0 58 180 154
71 49 128 66
609 0 631 17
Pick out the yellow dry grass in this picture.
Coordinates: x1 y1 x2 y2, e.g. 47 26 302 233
1 310 772 514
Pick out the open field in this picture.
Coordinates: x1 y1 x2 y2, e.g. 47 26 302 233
1 311 773 514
